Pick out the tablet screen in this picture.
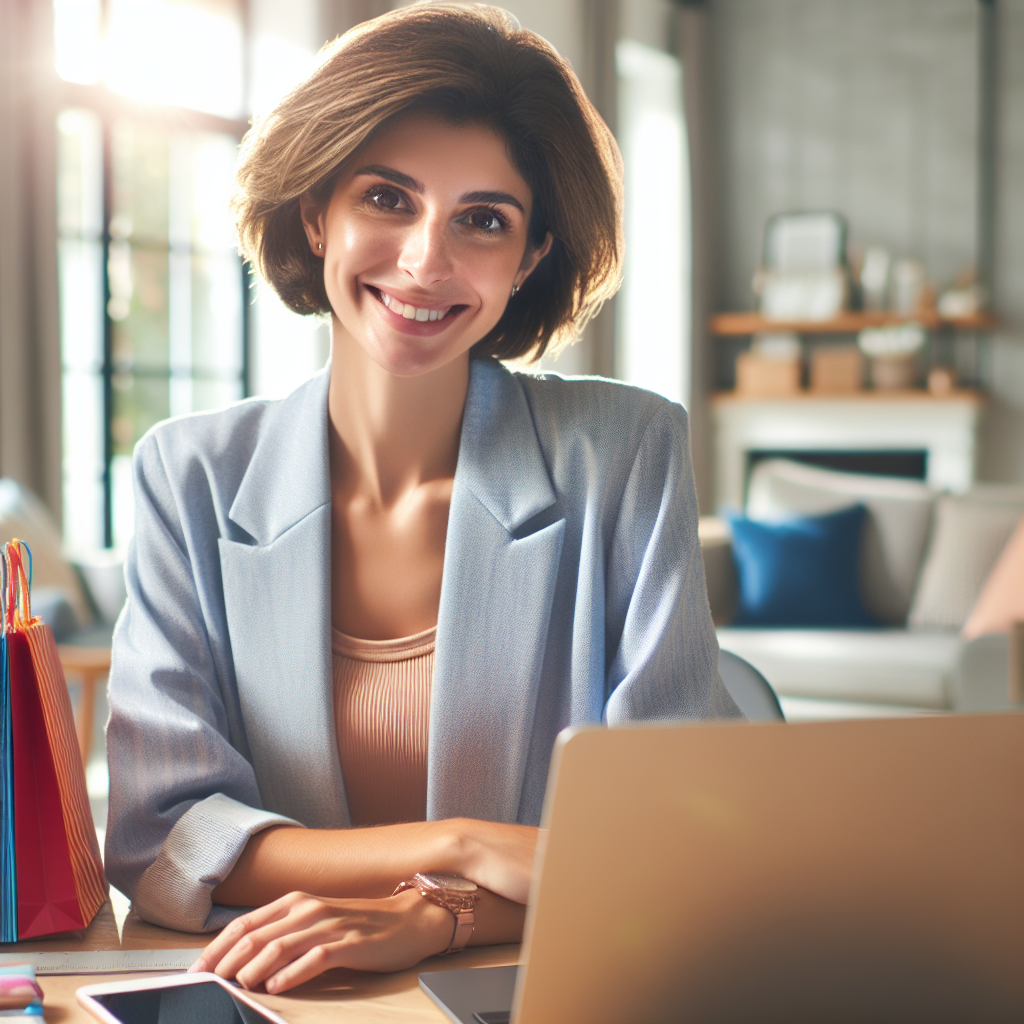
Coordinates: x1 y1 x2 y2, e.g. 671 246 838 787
92 981 276 1024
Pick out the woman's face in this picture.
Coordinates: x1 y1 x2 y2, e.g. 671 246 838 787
301 114 552 378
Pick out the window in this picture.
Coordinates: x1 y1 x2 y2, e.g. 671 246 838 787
53 0 328 551
615 39 691 408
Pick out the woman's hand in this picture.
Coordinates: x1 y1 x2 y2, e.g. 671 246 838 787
191 889 453 993
447 819 541 905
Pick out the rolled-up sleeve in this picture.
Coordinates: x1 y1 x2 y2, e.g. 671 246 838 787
104 432 298 932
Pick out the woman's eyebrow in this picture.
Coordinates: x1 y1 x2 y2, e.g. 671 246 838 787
353 165 423 191
352 166 525 213
460 190 524 213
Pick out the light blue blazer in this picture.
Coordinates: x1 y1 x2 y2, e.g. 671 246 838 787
105 358 739 932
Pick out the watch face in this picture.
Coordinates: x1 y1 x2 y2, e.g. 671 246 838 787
419 872 478 894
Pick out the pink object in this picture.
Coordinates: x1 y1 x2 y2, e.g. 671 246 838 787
963 514 1024 640
332 625 435 827
0 975 42 998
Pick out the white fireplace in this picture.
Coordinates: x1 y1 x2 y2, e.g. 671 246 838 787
711 391 984 510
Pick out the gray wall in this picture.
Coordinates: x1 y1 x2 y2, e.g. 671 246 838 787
982 0 1024 482
709 0 1024 484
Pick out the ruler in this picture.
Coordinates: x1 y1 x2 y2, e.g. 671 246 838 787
0 949 201 975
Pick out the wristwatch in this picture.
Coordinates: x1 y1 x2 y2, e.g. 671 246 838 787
392 872 479 954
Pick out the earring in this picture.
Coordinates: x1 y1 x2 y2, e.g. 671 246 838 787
510 283 519 297
317 242 323 251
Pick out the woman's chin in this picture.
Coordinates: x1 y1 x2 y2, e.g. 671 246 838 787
345 328 478 380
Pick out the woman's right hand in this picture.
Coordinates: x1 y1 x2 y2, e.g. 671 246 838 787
443 819 541 905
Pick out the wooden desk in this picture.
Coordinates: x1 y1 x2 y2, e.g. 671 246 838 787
2 901 519 1022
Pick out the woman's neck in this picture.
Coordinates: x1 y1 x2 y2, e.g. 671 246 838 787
326 322 468 505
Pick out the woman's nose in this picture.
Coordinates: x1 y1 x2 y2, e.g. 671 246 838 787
396 212 453 285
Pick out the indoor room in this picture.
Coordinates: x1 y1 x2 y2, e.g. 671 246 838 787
0 0 1021 1019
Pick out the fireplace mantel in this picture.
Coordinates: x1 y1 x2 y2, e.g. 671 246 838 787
711 390 984 510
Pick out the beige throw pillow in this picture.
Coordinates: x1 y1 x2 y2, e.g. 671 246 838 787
909 496 1024 631
746 459 936 625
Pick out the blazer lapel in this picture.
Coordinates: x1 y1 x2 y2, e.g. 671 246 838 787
218 369 350 828
429 360 566 824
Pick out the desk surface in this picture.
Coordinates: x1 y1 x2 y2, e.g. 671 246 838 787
1 902 519 1022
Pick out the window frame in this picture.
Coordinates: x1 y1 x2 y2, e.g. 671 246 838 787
57 77 251 549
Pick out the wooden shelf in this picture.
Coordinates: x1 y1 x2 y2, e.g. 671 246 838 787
709 311 999 336
712 388 984 405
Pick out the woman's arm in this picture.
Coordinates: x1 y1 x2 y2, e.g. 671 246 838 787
603 402 742 723
212 818 539 907
193 885 526 993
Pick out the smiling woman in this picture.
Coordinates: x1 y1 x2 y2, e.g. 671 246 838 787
104 1 740 997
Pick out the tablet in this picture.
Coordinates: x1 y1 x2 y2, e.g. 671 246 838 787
77 971 289 1024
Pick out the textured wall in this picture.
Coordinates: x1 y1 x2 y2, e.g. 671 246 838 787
711 0 979 309
710 0 1024 483
981 0 1024 483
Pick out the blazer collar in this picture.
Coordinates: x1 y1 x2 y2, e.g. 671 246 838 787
228 368 332 546
457 359 557 534
228 360 555 546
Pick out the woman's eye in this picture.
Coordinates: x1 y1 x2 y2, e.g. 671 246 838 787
366 186 406 211
466 209 508 233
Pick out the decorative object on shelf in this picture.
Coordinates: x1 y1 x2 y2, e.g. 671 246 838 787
810 346 863 394
858 323 926 390
735 333 801 397
938 267 987 319
891 258 932 315
754 212 848 322
759 271 847 322
859 246 891 310
927 365 956 397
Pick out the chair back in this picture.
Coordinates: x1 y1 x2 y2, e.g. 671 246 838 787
718 648 785 721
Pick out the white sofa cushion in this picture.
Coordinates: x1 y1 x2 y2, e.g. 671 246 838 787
718 626 961 709
909 493 1024 630
745 459 936 625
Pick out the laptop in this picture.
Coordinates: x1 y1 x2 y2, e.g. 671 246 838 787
420 713 1024 1024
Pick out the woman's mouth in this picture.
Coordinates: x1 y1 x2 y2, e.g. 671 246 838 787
374 287 465 323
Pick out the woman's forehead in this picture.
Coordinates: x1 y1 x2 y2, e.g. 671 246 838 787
343 113 533 204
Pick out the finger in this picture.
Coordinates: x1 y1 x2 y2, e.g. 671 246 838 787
197 896 297 973
216 898 336 982
235 922 345 990
264 941 344 994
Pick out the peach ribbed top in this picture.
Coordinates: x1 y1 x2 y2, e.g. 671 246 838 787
331 625 435 828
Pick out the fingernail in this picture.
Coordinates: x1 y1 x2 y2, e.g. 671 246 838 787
266 977 279 993
188 957 207 974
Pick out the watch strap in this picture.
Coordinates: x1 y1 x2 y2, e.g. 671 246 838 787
393 875 478 955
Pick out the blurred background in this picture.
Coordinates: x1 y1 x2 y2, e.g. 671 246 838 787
1 0 1021 553
1 0 1023 887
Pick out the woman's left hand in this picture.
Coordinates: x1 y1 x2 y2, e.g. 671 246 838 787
190 888 453 993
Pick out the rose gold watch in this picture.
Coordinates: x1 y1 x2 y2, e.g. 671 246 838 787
392 872 479 954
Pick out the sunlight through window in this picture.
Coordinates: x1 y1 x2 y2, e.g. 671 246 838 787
54 0 244 119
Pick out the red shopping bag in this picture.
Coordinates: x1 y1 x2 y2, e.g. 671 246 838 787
3 540 106 938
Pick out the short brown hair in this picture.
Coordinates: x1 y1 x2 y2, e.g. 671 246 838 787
232 2 623 362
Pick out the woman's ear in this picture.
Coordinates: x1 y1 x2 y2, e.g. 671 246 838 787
299 192 326 257
517 231 554 285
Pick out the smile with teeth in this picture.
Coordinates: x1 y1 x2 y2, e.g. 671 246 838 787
378 289 454 322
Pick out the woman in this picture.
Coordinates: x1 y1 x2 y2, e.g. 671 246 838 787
105 2 739 995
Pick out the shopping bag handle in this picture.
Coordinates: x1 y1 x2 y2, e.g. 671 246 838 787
3 540 37 633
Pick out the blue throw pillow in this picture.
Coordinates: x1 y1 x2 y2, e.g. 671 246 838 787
726 505 878 628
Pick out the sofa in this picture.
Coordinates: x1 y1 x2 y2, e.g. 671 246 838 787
700 459 1024 720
